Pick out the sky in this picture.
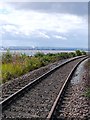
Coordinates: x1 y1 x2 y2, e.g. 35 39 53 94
0 2 88 48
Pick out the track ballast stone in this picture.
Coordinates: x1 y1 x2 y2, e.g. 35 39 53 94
57 59 90 120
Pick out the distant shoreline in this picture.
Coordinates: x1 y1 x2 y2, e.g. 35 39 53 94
0 49 88 56
0 46 88 51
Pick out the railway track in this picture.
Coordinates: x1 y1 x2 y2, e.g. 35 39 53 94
1 55 88 119
47 58 89 120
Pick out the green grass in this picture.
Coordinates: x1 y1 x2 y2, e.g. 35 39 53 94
85 89 90 98
1 50 87 84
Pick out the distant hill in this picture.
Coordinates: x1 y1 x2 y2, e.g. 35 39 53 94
0 46 88 51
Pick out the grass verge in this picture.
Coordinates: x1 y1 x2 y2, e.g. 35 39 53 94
1 50 86 84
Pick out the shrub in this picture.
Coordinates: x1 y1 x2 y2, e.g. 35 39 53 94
75 50 82 56
2 50 12 63
69 52 76 57
34 52 45 57
81 51 87 55
24 57 42 71
59 52 69 59
47 53 54 57
41 56 51 64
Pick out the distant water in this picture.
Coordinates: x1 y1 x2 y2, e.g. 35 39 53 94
1 49 75 56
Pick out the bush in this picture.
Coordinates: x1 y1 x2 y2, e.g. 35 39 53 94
42 56 51 64
81 51 87 55
75 50 82 56
69 52 76 57
2 50 12 63
59 52 69 59
47 53 54 57
25 57 42 71
34 52 45 57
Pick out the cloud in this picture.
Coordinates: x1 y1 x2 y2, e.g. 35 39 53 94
0 7 87 36
37 32 50 39
53 35 67 40
0 2 88 48
2 24 19 34
8 2 88 16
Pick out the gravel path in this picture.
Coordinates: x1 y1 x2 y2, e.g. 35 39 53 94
57 59 90 120
2 58 84 119
1 59 69 101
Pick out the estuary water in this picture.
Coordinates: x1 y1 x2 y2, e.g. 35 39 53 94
1 49 75 56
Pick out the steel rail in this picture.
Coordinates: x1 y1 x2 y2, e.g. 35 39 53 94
47 56 88 120
0 55 86 111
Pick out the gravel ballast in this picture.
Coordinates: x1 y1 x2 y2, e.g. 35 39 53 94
2 58 85 119
57 59 90 119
